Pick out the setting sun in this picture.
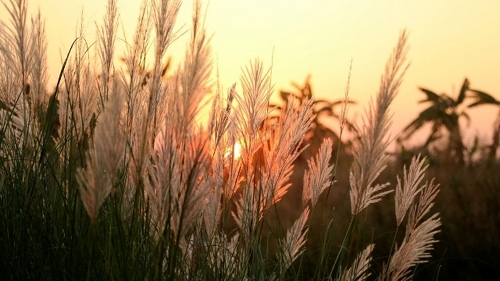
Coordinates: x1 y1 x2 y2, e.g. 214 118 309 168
224 141 242 160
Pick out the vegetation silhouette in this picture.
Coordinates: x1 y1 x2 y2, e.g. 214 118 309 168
402 78 470 165
468 86 500 164
269 75 357 161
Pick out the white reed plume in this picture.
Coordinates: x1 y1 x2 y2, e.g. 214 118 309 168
204 85 237 237
166 0 212 133
303 137 335 208
28 11 48 116
395 155 428 226
144 0 213 239
230 59 275 232
261 95 314 208
277 206 310 275
121 0 153 191
146 126 212 239
148 0 181 130
96 0 118 110
232 82 314 237
381 176 441 281
337 244 374 281
59 17 100 144
77 79 125 223
0 0 32 91
349 30 409 216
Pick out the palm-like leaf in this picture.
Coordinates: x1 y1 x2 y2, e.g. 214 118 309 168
403 79 471 165
274 76 357 141
403 105 441 139
403 80 469 138
417 88 441 104
456 78 470 105
468 89 500 108
467 87 500 164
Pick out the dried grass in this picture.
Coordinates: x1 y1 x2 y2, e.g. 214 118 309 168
0 1 442 280
349 30 409 216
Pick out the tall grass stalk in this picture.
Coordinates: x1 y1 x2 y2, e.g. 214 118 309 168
0 0 441 280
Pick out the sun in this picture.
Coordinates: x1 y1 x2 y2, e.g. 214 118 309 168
233 142 242 159
224 141 242 159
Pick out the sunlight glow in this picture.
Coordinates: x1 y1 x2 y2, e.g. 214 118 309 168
233 142 242 159
224 141 242 160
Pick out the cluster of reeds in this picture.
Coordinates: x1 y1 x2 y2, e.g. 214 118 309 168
0 0 441 280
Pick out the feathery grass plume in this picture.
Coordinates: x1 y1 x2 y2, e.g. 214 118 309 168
329 60 352 192
395 155 427 226
405 178 440 235
148 0 181 132
96 0 118 111
261 95 314 208
121 0 153 190
349 30 409 216
223 119 244 199
203 142 224 237
276 206 310 277
230 59 273 229
152 0 181 59
0 14 17 172
59 16 99 144
145 0 212 240
1 0 32 92
0 0 36 146
231 68 314 234
146 127 212 239
76 78 125 223
229 62 315 278
0 0 50 176
228 60 279 276
29 11 48 117
380 177 441 281
120 0 151 102
204 84 241 236
143 2 211 215
145 126 179 232
204 85 237 237
233 59 273 144
151 0 181 83
303 137 335 207
166 0 212 133
208 83 235 149
145 129 213 280
337 244 374 281
59 60 97 163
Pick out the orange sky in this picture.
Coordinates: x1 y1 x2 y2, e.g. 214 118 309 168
3 0 500 150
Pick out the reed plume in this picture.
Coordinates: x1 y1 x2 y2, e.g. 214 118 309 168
76 78 125 223
349 30 409 216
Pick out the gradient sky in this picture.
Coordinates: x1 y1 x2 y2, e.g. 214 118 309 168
4 0 500 149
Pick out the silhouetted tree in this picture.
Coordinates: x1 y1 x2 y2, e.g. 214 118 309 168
402 78 470 165
269 75 356 158
468 87 500 164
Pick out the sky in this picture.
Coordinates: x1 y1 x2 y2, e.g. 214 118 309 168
3 0 500 150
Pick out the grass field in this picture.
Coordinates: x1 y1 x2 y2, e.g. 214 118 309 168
1 0 497 280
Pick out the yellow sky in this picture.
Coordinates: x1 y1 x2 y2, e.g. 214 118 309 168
4 0 500 148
